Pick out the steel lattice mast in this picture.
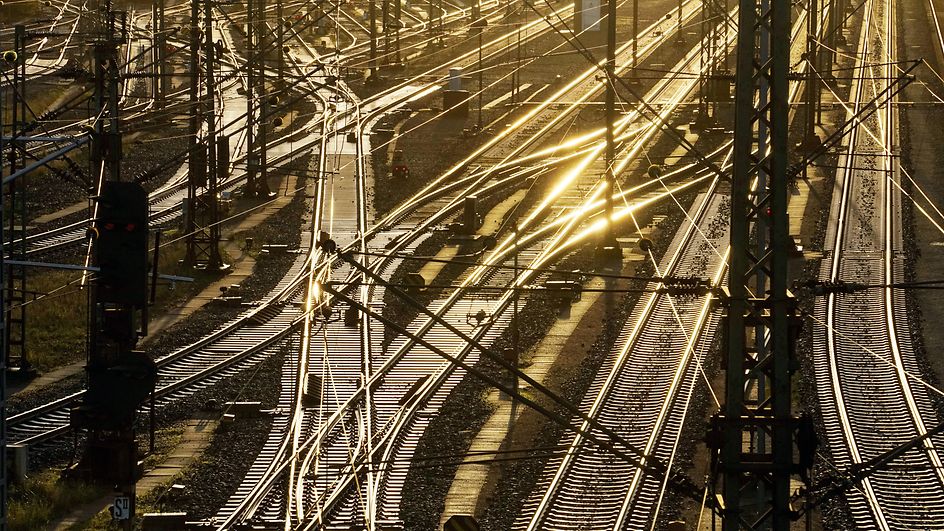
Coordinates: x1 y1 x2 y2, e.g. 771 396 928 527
713 0 802 525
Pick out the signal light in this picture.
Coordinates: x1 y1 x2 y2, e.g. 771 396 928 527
95 182 149 306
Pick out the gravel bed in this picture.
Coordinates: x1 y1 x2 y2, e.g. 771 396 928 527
370 108 484 217
25 116 191 230
399 262 566 531
378 170 552 349
380 230 451 348
394 182 693 529
476 194 689 530
653 332 722 529
152 348 287 519
23 340 287 475
795 203 857 530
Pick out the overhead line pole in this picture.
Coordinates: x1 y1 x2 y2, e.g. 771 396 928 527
394 0 402 62
201 0 224 268
604 0 616 246
804 0 821 147
712 0 801 526
246 0 256 195
632 0 638 72
370 0 378 79
152 1 159 104
157 0 166 109
278 0 285 83
382 0 390 61
185 0 203 266
256 0 270 197
598 0 622 319
0 24 13 531
5 26 29 374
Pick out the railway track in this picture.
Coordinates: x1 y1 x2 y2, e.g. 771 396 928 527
7 0 575 455
513 5 837 528
12 0 944 528
288 10 736 528
214 0 722 524
812 0 944 525
14 0 570 257
519 178 729 531
6 249 311 446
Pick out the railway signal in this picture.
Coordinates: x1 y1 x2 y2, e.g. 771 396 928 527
95 182 149 306
72 181 155 529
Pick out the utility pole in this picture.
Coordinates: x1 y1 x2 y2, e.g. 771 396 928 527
0 26 22 531
151 1 159 104
596 0 621 313
186 0 224 269
427 0 435 40
257 0 269 197
631 0 638 77
246 0 270 197
246 0 256 196
369 0 377 79
513 21 522 104
206 3 224 269
709 0 801 526
438 0 444 45
5 26 29 374
803 0 821 148
394 0 401 63
823 0 836 78
478 30 483 130
185 0 204 266
382 0 390 61
277 0 285 83
472 7 486 131
603 0 617 248
157 0 166 108
676 0 684 43
697 0 728 127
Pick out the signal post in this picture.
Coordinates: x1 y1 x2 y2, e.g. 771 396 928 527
68 6 157 528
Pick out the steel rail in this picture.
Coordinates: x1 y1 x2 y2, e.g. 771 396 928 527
817 0 944 525
300 26 732 520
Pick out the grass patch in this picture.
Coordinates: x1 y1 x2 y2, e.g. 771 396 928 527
149 232 232 314
8 469 107 531
24 269 87 371
0 1 43 24
20 235 229 372
1 79 68 125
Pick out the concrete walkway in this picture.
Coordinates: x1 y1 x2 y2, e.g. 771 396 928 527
33 200 88 225
144 175 300 340
440 273 612 524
